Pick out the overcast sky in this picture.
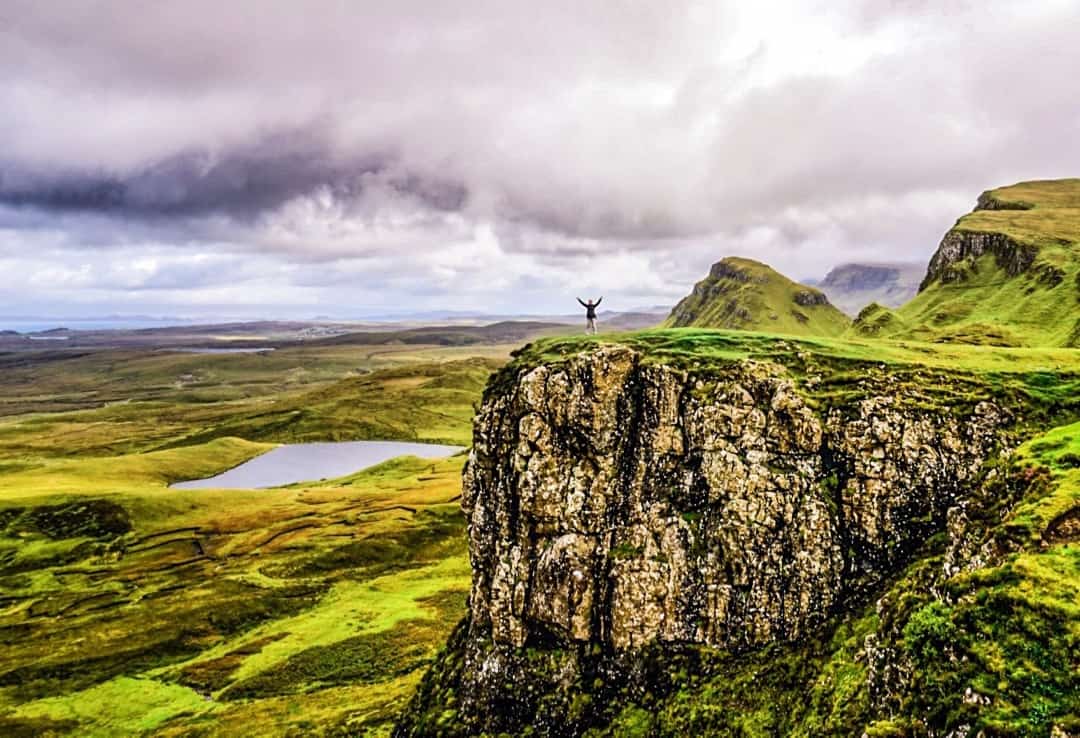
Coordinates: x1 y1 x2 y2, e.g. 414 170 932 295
1 0 1078 320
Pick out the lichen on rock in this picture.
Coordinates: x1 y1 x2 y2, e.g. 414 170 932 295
919 229 1038 290
397 345 1011 737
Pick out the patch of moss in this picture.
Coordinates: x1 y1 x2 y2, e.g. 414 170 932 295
609 543 645 561
174 633 289 693
2 499 131 540
0 716 80 738
0 581 325 701
273 507 466 579
220 616 450 700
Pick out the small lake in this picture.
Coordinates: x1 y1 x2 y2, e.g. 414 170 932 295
170 440 464 489
168 347 276 354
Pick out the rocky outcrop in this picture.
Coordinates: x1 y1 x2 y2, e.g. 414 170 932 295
793 289 829 307
974 191 1033 211
397 346 1009 737
708 259 757 282
919 230 1037 291
851 302 907 337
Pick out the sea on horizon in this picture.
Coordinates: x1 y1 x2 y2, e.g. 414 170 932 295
0 318 201 333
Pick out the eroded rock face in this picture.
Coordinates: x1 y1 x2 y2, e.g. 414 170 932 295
398 346 1008 737
465 347 1003 656
794 289 830 307
920 229 1037 290
975 191 1033 211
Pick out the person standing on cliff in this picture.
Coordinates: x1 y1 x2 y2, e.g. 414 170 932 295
577 296 602 335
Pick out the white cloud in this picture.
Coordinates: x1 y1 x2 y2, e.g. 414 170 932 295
0 0 1077 317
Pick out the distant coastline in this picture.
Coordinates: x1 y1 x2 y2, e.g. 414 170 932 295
0 318 203 333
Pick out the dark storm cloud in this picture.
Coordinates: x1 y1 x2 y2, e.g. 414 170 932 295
0 0 1078 316
0 134 466 219
3 1 1076 238
0 0 733 241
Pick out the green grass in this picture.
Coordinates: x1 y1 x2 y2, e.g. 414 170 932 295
895 254 1079 347
0 354 498 461
0 342 512 418
514 327 1078 372
664 257 851 337
9 677 210 737
0 342 494 737
0 454 474 737
504 328 1080 432
999 421 1080 548
2 321 1077 736
892 179 1080 347
967 178 1080 241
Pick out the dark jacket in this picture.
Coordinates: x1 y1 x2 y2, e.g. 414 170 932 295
578 297 601 319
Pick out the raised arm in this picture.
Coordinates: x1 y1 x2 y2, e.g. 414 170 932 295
577 298 587 308
595 296 603 307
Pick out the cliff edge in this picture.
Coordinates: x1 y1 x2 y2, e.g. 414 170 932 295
395 340 1028 737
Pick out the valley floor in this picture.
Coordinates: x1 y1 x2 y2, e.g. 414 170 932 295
0 341 505 737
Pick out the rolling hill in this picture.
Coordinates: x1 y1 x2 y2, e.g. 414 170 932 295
665 256 851 337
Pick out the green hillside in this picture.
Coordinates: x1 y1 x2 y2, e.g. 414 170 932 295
665 257 851 337
891 179 1080 347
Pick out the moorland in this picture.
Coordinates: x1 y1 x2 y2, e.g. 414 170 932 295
0 333 520 737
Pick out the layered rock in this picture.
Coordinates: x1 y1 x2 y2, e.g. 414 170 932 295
974 190 1034 211
397 346 1009 737
919 230 1038 290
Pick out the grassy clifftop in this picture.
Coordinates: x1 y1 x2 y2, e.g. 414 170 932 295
508 328 1080 410
967 178 1080 240
665 257 851 338
408 328 1079 738
888 179 1080 347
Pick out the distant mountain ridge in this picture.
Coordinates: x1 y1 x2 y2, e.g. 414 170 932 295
811 262 923 316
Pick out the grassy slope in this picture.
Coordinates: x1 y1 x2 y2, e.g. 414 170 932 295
520 327 1079 373
3 326 1077 737
0 342 509 419
0 343 501 737
0 455 472 738
894 179 1080 347
664 257 851 337
0 353 500 460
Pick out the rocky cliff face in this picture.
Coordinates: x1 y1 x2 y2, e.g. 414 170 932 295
974 190 1034 211
919 229 1038 291
397 346 1010 737
898 180 1080 347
